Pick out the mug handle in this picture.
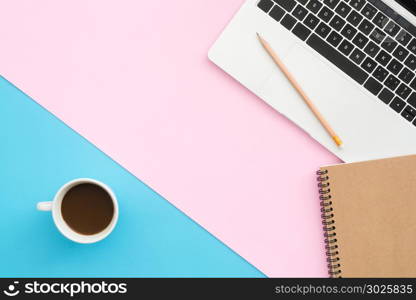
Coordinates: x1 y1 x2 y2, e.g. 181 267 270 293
37 201 52 211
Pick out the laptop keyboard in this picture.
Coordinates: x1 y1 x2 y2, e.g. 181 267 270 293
257 0 416 126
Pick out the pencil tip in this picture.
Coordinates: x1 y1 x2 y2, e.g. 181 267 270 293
256 32 261 39
333 136 343 148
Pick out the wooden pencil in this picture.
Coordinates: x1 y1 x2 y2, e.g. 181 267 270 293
257 33 343 147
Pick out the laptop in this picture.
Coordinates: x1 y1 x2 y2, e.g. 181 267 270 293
209 0 416 162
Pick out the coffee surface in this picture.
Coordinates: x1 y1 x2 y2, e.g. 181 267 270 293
61 183 114 235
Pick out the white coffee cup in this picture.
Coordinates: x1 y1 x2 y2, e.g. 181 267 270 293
37 178 119 244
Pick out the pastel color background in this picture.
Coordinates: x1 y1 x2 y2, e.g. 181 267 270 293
0 0 340 276
0 77 264 277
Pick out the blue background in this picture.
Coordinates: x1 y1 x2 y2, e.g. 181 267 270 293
0 77 264 277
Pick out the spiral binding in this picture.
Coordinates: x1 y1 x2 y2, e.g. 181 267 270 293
317 169 341 278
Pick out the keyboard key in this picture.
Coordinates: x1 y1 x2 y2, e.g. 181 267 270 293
384 21 400 37
404 105 416 115
316 22 331 39
410 78 416 90
381 37 398 53
390 97 406 113
404 54 416 70
361 57 377 73
387 59 403 75
349 0 366 11
307 33 369 84
372 12 388 29
352 32 369 49
327 30 343 47
407 92 416 108
341 24 357 40
385 74 401 91
281 14 298 30
335 1 351 18
362 3 377 20
350 48 366 64
296 0 308 4
393 45 410 62
396 83 412 100
369 28 386 44
324 0 340 10
318 6 334 23
293 5 308 21
396 30 412 46
347 10 363 27
375 50 391 66
304 13 320 30
407 39 416 55
358 19 375 35
373 66 389 82
329 15 346 32
275 0 297 12
401 106 416 122
364 77 383 95
378 88 394 104
306 0 323 14
339 39 354 56
258 0 274 13
364 41 380 58
292 22 312 40
270 5 286 21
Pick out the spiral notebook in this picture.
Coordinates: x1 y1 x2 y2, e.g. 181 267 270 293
317 155 416 278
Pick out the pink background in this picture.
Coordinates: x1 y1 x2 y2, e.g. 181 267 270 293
0 0 340 276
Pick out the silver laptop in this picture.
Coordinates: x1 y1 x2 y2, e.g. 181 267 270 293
209 0 416 162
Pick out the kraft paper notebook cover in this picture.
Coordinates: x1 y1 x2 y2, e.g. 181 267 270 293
317 155 416 278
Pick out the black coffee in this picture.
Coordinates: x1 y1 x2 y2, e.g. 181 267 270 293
61 183 114 235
